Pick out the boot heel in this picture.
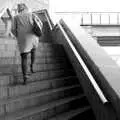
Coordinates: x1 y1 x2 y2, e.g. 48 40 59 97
23 75 29 85
30 65 34 73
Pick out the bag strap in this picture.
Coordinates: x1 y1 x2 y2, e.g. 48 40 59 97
32 13 43 29
16 17 18 37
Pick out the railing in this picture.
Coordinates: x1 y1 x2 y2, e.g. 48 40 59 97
55 12 120 25
58 22 108 104
80 12 120 25
35 9 54 30
52 18 120 119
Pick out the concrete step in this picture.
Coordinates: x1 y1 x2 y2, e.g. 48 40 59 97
0 94 86 120
0 44 65 53
0 40 61 46
0 76 79 99
49 106 91 120
69 108 96 120
0 56 68 65
0 49 66 58
0 62 72 74
0 44 66 54
0 41 63 51
0 69 75 86
0 85 82 116
0 41 66 58
15 56 68 65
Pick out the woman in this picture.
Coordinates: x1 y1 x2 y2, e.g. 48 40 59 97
11 3 40 85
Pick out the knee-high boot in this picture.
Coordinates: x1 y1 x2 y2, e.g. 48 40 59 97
30 48 36 73
21 53 28 84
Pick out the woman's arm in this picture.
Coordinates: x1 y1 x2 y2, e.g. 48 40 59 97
11 16 17 37
6 8 13 19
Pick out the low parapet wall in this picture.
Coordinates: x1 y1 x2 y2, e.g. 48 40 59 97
52 19 120 120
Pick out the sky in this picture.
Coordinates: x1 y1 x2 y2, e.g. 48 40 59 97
0 0 120 23
50 0 120 12
0 0 120 13
49 0 120 24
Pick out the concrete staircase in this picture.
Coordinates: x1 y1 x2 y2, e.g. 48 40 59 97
0 38 96 120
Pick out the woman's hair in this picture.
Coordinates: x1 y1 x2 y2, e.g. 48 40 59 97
18 3 28 13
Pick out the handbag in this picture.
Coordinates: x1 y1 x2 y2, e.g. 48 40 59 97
32 14 43 37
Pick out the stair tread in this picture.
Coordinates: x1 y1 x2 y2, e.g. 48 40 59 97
0 84 81 105
0 69 75 87
0 73 76 86
14 75 76 86
0 68 74 76
49 106 91 120
0 94 85 120
0 61 67 66
8 75 77 86
0 57 67 65
0 62 69 69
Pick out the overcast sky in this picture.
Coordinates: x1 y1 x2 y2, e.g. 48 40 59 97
49 0 120 24
50 0 120 12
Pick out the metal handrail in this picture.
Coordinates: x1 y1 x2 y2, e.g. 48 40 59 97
58 22 108 104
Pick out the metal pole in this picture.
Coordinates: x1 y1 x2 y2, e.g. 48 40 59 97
100 13 101 24
91 13 92 25
108 14 110 24
81 14 83 25
117 13 119 24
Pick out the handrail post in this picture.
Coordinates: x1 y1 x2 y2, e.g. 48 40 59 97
117 13 119 24
108 14 110 24
81 14 83 25
100 13 101 24
90 13 93 25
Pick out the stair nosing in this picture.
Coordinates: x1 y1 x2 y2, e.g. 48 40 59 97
49 106 91 120
0 62 68 67
0 75 77 87
0 68 74 76
0 94 85 120
0 84 81 105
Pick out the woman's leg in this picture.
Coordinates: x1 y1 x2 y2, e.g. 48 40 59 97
30 48 36 73
21 52 29 84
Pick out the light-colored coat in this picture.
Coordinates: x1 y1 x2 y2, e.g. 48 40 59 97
11 12 39 53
